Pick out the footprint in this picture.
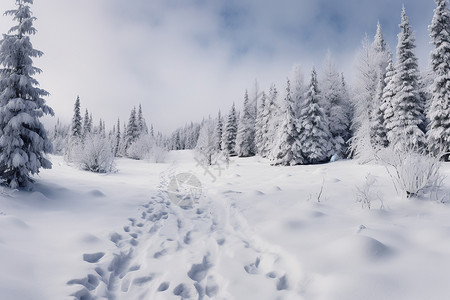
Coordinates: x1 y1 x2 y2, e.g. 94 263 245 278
158 282 170 292
173 283 191 298
188 255 213 282
83 252 105 263
205 275 219 297
133 275 154 286
110 232 122 245
276 274 289 291
67 274 99 291
244 257 260 275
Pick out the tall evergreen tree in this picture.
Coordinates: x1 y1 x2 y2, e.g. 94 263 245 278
126 107 139 150
71 96 82 139
272 79 303 166
137 104 148 134
427 0 450 158
222 103 238 156
215 110 223 152
0 0 54 188
298 69 331 164
255 92 266 155
114 118 121 157
321 55 351 157
267 84 282 160
82 108 91 139
388 6 426 150
236 90 256 157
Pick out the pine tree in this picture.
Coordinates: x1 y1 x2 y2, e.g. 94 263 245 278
82 109 91 139
222 103 238 156
388 6 426 150
71 96 82 139
272 79 303 166
298 69 331 164
255 92 266 155
215 110 223 152
137 104 148 134
267 84 282 160
0 0 54 188
321 55 351 157
236 91 256 157
114 118 121 157
195 118 215 165
427 0 450 159
369 22 391 149
126 107 139 150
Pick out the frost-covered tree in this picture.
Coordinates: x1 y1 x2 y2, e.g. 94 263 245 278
351 22 391 160
0 0 54 188
259 85 279 158
267 84 282 160
291 65 305 118
321 55 351 158
222 103 238 156
71 96 82 139
137 104 148 134
195 118 216 165
113 118 121 157
82 108 91 140
369 22 391 149
388 7 426 150
350 35 379 160
125 107 139 151
298 69 331 164
255 91 266 155
272 79 303 166
427 0 450 159
236 90 256 157
214 110 223 152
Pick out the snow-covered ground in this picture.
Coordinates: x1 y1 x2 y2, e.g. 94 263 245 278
1 150 450 300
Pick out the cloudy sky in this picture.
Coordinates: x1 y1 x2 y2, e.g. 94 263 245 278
0 0 436 133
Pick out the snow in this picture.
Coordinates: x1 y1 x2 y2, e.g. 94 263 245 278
1 151 450 299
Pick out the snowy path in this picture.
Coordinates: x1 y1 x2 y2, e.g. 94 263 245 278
69 171 305 299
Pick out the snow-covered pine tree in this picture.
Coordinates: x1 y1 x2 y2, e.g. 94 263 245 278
222 103 238 156
236 90 256 157
71 96 82 139
291 65 305 118
82 109 91 140
254 91 266 155
0 0 54 188
427 0 450 159
214 110 223 152
272 79 303 166
388 6 426 150
125 107 139 151
349 35 378 161
259 86 278 158
114 118 121 157
369 22 391 149
267 84 282 160
195 118 215 166
321 55 351 158
370 66 390 148
137 104 148 134
298 69 331 164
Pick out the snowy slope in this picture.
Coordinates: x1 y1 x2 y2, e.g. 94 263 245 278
1 151 450 299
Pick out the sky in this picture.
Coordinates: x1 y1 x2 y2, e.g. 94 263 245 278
0 0 437 134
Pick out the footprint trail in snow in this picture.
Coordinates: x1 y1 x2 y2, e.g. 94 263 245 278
68 183 305 299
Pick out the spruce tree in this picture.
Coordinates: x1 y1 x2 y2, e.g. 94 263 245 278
236 91 256 157
126 107 139 150
71 96 82 139
114 118 121 157
388 6 426 150
0 0 54 188
255 92 266 155
82 109 91 140
215 110 223 152
427 0 450 158
321 56 351 157
272 79 303 166
298 69 331 164
222 103 238 156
